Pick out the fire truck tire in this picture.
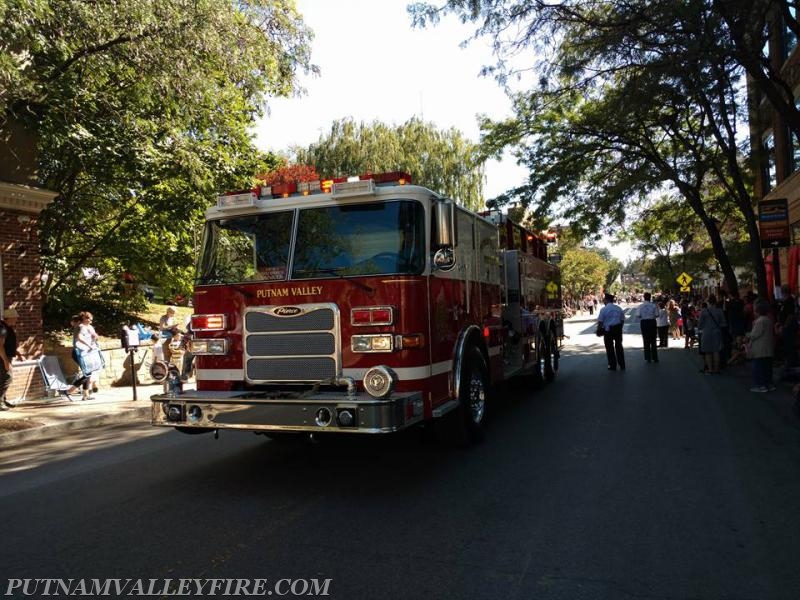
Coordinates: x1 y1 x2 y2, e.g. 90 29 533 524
445 347 489 446
526 331 549 388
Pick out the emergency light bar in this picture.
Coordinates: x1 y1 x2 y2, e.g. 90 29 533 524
297 181 322 195
217 172 412 208
332 179 375 197
271 182 297 197
217 192 256 208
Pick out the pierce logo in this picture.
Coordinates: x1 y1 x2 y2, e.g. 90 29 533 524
273 306 303 316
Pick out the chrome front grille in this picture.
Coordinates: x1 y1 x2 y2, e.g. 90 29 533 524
244 304 340 383
247 309 335 332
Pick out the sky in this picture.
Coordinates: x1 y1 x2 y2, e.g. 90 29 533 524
253 0 526 200
253 0 632 262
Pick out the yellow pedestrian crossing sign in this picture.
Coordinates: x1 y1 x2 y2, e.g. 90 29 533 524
545 280 558 298
676 272 693 287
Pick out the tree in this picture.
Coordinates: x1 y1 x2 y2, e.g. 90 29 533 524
713 0 800 143
0 0 315 321
410 0 768 298
559 248 609 302
293 117 486 210
602 255 623 292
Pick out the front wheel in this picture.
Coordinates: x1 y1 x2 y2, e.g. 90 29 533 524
439 347 489 446
543 326 559 382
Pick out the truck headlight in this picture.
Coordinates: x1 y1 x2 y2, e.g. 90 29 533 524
351 334 393 353
166 404 184 422
190 339 228 355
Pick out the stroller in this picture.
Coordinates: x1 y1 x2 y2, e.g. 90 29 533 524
149 329 183 383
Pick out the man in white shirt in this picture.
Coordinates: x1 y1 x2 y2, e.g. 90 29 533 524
638 292 659 363
597 293 626 371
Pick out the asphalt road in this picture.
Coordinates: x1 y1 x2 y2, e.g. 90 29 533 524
2 311 800 599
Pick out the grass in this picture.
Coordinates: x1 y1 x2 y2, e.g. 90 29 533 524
136 303 194 328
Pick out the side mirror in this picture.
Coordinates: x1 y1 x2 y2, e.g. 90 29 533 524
433 247 456 271
432 199 455 248
432 200 456 271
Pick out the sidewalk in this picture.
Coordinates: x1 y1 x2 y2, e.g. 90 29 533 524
0 382 167 447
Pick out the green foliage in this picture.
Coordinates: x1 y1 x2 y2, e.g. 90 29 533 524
0 0 315 322
604 257 623 290
642 249 712 292
628 192 754 290
559 247 609 301
410 0 770 297
626 197 698 258
293 117 486 210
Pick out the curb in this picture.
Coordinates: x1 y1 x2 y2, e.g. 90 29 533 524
0 405 152 447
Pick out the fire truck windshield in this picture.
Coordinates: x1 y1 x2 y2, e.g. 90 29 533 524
197 200 426 284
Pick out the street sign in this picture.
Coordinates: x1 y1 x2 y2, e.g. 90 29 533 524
758 198 790 248
680 286 691 293
545 280 558 299
676 272 693 287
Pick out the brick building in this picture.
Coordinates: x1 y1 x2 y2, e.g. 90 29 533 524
748 8 800 294
1 119 57 402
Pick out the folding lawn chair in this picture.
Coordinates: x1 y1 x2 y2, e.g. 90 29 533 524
37 355 75 400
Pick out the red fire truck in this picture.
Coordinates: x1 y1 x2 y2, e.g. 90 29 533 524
151 171 561 443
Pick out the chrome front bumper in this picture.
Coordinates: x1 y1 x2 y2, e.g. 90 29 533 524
150 390 425 434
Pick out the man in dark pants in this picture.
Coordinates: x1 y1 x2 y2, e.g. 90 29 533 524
638 292 659 363
597 293 626 371
0 307 20 410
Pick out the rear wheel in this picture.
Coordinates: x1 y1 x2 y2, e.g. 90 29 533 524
528 332 546 389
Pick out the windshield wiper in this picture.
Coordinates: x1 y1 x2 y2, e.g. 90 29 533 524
294 268 374 294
